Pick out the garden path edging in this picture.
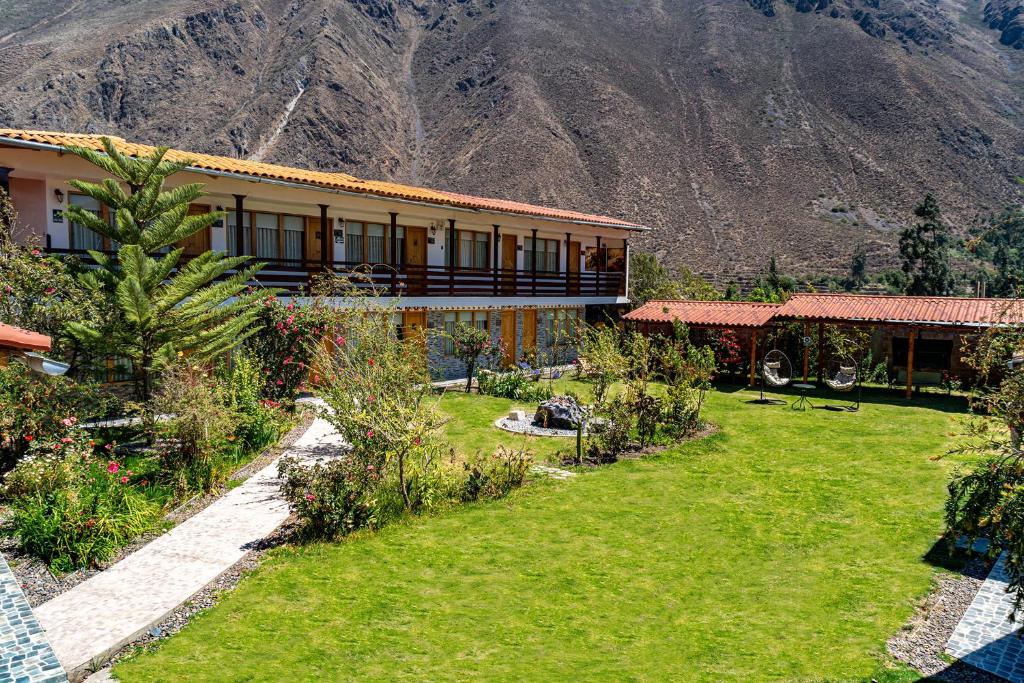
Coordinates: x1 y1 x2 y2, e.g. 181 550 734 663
32 407 342 681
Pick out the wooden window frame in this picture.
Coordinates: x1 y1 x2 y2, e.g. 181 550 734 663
442 309 491 354
234 210 309 264
345 220 405 265
449 229 491 270
525 236 560 274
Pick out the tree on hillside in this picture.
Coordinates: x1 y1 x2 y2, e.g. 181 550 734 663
748 256 795 302
898 194 955 296
63 138 267 402
843 244 869 292
629 252 719 306
971 208 1024 297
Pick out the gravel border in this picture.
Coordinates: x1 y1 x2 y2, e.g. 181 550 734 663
887 556 1005 682
2 410 315 608
494 416 586 438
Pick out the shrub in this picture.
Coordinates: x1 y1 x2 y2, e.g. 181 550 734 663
243 295 335 403
462 446 532 501
444 322 498 393
219 350 287 453
152 362 240 494
277 456 376 539
586 394 634 463
0 363 115 471
577 324 626 404
478 370 553 401
2 421 160 572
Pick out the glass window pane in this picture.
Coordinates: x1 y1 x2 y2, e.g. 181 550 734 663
70 195 104 251
255 213 278 259
459 233 473 268
282 216 303 262
367 223 385 264
226 212 251 255
346 222 364 263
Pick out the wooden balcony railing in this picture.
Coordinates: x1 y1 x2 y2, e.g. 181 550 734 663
48 249 626 298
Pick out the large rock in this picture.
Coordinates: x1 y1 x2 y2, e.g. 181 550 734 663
534 396 585 430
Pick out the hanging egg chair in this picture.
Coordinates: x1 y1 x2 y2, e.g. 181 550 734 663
822 356 861 412
763 350 793 388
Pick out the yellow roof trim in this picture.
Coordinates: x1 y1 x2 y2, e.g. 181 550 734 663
0 129 645 230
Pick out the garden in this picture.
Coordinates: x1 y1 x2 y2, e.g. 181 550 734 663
5 137 1024 681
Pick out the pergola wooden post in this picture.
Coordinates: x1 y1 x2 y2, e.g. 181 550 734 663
906 327 916 399
802 321 811 383
748 330 758 387
816 321 825 385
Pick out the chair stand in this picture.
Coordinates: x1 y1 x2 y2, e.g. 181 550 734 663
746 375 788 405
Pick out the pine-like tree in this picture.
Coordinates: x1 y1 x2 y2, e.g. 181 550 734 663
898 194 955 296
62 138 268 402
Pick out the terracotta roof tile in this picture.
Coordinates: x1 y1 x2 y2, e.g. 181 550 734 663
776 293 1024 326
623 300 782 327
0 322 51 352
0 129 644 230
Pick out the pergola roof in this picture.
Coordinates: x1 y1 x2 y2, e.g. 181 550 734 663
624 293 1024 329
622 300 782 327
0 129 647 231
0 322 51 352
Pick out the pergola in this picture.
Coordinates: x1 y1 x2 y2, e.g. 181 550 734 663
624 293 1024 398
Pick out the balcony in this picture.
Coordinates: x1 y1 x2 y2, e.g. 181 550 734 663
47 249 626 299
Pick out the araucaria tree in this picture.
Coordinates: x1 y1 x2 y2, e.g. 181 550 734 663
899 193 955 296
944 307 1024 614
63 138 266 401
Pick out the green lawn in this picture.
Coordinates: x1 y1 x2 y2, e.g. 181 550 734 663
115 382 969 682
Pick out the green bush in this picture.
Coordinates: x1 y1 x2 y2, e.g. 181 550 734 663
462 446 532 501
277 456 376 539
2 422 161 572
220 351 287 453
478 370 553 401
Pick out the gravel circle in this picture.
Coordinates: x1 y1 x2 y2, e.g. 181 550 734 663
494 416 586 438
887 557 1005 682
2 409 316 608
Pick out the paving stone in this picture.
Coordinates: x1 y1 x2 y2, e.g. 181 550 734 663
0 553 66 682
34 409 342 679
947 552 1024 681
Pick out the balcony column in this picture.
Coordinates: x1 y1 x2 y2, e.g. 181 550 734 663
319 204 330 269
233 194 246 257
389 212 398 294
448 218 456 295
530 228 538 296
492 224 500 296
595 235 602 297
565 231 572 296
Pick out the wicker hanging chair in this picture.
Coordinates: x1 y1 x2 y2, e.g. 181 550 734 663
763 350 793 388
825 361 857 392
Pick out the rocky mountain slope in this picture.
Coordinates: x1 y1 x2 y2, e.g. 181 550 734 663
0 0 1022 284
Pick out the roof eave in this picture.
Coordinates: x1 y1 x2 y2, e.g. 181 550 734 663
0 135 645 233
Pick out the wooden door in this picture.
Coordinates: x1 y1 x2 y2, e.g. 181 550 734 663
522 309 537 359
306 216 328 268
403 310 427 354
501 235 517 294
178 204 212 257
500 309 517 367
567 240 581 295
405 227 427 295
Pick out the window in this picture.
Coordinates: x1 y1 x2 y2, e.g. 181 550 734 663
92 356 133 384
542 308 579 342
446 229 491 269
345 221 404 265
69 194 106 252
254 212 278 259
585 245 626 273
283 216 304 261
442 310 490 355
525 237 558 273
226 211 252 256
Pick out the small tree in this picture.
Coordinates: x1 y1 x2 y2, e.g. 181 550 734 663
446 322 494 393
629 252 719 306
578 323 627 404
62 138 267 402
899 193 955 296
844 244 869 292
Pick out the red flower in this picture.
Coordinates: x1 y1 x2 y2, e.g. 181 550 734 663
367 430 374 438
24 435 33 442
107 461 120 474
368 358 375 367
414 437 421 446
85 518 96 529
44 287 56 295
335 335 346 346
305 493 315 502
120 476 129 484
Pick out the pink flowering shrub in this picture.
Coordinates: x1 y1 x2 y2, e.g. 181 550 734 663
243 295 335 403
1 420 161 572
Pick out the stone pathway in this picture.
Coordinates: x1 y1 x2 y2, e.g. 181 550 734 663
531 464 577 480
0 553 65 683
947 552 1024 682
33 411 341 680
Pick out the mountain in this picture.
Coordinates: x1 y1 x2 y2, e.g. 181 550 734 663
1 0 1022 285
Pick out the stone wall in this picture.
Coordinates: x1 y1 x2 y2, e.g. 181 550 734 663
425 306 583 381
